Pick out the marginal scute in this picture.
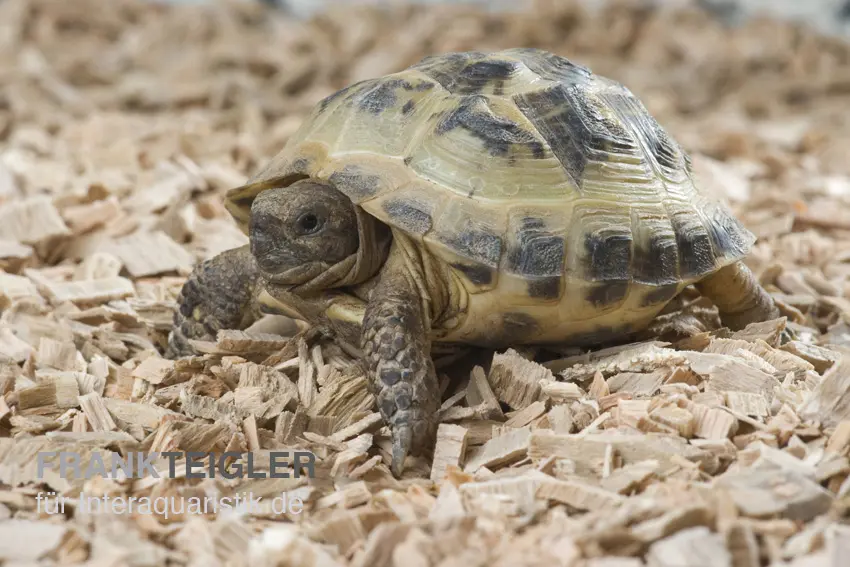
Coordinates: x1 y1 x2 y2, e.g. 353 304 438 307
497 312 540 344
506 214 566 301
328 165 383 203
440 224 503 268
666 202 718 279
705 204 754 261
381 197 433 235
586 281 630 307
451 263 494 287
582 230 632 283
631 207 679 285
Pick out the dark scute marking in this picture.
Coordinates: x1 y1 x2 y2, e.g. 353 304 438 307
403 156 413 165
641 283 679 307
451 262 494 286
382 198 432 235
452 59 520 95
500 312 539 344
411 51 487 93
507 48 591 84
357 79 413 115
436 95 546 159
584 232 632 282
328 166 381 201
586 281 629 307
651 128 681 172
318 80 368 112
633 235 679 285
673 223 716 278
603 90 679 173
707 211 749 259
507 217 565 277
402 100 416 115
441 224 503 268
528 278 561 300
514 86 587 183
683 152 693 174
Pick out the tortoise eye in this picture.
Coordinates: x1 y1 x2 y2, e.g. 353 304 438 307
295 212 323 235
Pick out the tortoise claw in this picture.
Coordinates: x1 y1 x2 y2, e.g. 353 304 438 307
391 425 412 477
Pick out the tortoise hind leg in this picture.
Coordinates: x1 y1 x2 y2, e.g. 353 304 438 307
361 258 440 477
167 245 263 358
695 261 780 331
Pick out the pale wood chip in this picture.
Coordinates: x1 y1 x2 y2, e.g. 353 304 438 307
78 392 117 432
0 519 67 561
459 471 549 516
725 391 770 418
464 426 531 473
799 346 850 427
32 274 135 305
631 505 712 543
715 459 833 521
0 197 70 245
536 476 624 510
103 230 194 277
431 424 469 483
0 272 42 307
504 400 547 428
131 356 174 385
826 421 850 454
540 380 584 403
687 401 739 440
648 405 696 438
102 397 181 430
729 317 787 347
724 521 760 567
329 412 382 443
558 342 685 383
488 349 551 409
646 527 731 567
685 351 779 400
600 459 660 494
0 327 35 363
466 365 504 419
528 430 714 476
607 368 668 396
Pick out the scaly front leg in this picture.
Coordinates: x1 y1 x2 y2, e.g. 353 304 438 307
167 245 263 358
361 256 440 477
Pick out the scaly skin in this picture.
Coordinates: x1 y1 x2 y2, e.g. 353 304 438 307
167 245 263 358
694 261 780 330
360 252 440 477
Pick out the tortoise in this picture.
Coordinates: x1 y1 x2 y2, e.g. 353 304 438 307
168 48 779 476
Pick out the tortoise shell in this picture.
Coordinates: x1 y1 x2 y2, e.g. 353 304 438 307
226 48 755 347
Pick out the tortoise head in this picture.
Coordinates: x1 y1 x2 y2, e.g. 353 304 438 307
249 178 389 294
